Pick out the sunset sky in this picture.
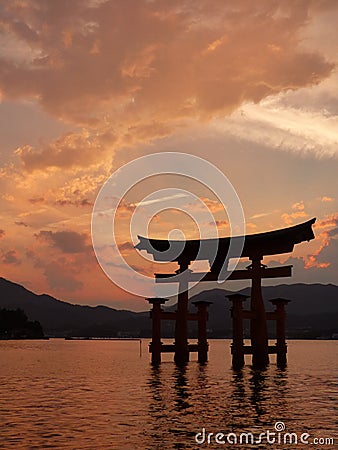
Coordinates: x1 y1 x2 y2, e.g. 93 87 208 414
0 0 337 310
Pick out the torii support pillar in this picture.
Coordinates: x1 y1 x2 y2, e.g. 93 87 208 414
192 301 212 364
250 257 269 369
270 298 290 368
147 298 168 364
227 294 249 370
174 260 190 365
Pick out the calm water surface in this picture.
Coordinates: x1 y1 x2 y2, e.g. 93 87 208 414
0 339 337 449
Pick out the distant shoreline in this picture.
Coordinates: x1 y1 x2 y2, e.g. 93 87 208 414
1 337 337 341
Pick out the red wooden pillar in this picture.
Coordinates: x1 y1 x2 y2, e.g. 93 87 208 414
227 293 249 370
270 298 290 368
192 300 212 364
174 259 190 364
147 298 168 364
250 257 269 368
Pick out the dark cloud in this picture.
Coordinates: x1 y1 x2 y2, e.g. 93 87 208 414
28 197 45 204
1 250 21 265
327 227 338 237
36 230 89 253
25 248 44 268
14 221 29 227
55 198 93 207
44 261 83 292
119 241 135 252
209 220 228 227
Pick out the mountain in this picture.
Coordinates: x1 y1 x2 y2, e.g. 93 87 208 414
0 278 150 337
0 277 337 338
187 285 338 338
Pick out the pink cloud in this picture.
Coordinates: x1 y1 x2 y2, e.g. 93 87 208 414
0 1 334 175
0 1 333 128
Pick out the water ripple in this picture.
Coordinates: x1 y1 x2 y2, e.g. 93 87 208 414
0 339 337 449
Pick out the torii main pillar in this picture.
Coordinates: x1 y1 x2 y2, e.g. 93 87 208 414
174 259 190 364
250 257 269 368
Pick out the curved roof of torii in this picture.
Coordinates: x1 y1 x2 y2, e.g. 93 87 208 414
135 218 316 271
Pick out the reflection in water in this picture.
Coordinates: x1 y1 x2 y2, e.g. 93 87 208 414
0 340 336 449
249 368 269 421
147 359 294 448
226 369 247 429
227 366 290 431
148 365 166 420
173 365 191 413
146 365 169 449
146 364 196 449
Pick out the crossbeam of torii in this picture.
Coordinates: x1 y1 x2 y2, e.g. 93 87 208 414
135 218 316 368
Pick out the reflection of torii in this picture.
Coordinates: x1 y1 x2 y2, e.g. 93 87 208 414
136 218 316 367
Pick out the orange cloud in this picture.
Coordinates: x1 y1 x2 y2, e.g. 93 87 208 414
305 231 330 269
314 212 338 229
292 201 305 211
320 196 334 202
305 212 338 269
281 210 308 225
246 223 258 232
15 130 116 172
192 197 226 214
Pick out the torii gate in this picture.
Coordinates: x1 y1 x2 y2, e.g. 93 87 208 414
135 218 316 368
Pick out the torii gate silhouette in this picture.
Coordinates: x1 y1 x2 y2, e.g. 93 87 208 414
135 218 316 369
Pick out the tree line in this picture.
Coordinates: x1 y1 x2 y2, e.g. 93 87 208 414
0 308 44 339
